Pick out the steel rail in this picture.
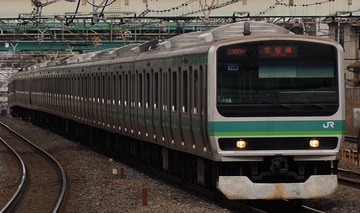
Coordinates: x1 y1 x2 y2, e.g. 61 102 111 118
0 121 67 213
0 137 27 213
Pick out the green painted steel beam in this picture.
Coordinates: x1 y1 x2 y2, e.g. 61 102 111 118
0 41 134 51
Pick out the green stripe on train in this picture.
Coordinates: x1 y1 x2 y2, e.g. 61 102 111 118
208 120 345 136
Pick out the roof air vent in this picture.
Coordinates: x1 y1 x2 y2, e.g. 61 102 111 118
243 21 251 36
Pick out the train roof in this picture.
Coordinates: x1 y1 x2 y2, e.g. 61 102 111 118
160 21 291 49
23 21 291 70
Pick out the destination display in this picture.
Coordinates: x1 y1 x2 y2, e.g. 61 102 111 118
226 45 298 58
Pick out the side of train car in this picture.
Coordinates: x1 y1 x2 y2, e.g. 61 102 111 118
8 21 346 200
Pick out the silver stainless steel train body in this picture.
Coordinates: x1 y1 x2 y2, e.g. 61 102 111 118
8 21 345 200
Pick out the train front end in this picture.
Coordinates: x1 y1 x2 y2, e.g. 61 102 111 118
208 34 345 199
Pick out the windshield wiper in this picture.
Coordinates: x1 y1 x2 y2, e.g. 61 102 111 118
293 100 325 109
262 100 291 109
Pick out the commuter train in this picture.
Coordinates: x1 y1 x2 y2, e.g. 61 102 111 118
8 21 345 200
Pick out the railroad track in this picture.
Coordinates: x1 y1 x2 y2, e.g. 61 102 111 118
0 121 67 212
338 168 360 189
345 135 360 143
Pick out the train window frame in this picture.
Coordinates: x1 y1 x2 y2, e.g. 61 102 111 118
102 74 106 104
138 71 143 108
182 68 188 114
125 73 129 107
118 72 122 106
193 69 199 115
154 71 159 110
172 69 177 113
162 70 168 112
146 71 151 109
112 73 116 105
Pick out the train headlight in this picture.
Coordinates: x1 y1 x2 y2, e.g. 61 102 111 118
236 139 247 149
309 139 320 148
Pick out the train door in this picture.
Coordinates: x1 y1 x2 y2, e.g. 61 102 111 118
60 75 64 114
123 71 132 136
77 74 82 120
180 68 195 152
55 75 60 113
59 75 63 114
52 75 57 112
161 68 173 147
136 69 147 140
64 75 68 115
109 72 116 130
81 74 86 120
103 72 110 129
130 71 138 137
116 70 125 133
97 72 102 127
69 73 75 118
55 75 59 112
64 75 67 115
106 71 113 129
59 75 64 114
66 75 71 115
55 74 59 112
153 70 163 144
42 76 46 108
74 73 79 120
78 75 83 120
37 77 41 108
100 73 106 127
94 73 101 126
70 75 75 117
83 74 88 121
48 75 52 110
145 69 155 143
74 74 78 118
170 68 183 150
191 65 209 158
47 74 54 110
28 77 32 106
84 75 89 122
114 63 132 135
67 74 71 117
89 73 95 124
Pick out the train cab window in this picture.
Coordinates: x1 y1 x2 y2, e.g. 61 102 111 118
216 40 339 117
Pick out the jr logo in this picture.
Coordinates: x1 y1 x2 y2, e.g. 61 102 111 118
323 121 335 128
